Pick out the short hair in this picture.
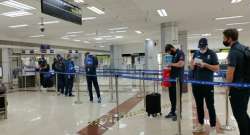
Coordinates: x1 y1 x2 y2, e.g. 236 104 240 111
165 44 174 52
223 28 238 41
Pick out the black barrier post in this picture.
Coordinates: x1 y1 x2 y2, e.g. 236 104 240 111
110 70 114 102
137 70 143 98
115 74 120 121
221 88 235 131
176 78 182 135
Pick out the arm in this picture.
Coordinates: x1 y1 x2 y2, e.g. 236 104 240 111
226 66 235 82
203 63 219 72
171 60 184 68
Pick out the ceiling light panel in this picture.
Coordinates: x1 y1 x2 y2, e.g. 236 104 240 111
38 21 60 25
94 37 103 40
115 30 127 33
109 27 128 31
135 30 142 34
1 10 32 17
226 22 250 26
8 24 28 28
215 16 243 20
87 6 105 15
0 0 36 10
74 0 84 3
231 0 242 4
66 31 83 34
157 9 167 17
30 35 45 38
82 17 96 20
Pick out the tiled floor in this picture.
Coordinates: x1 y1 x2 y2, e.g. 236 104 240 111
0 83 249 135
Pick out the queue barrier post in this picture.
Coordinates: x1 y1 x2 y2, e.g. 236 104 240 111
137 70 143 98
221 88 235 131
75 73 82 104
176 78 182 135
110 70 114 102
142 71 146 108
114 74 120 121
24 71 27 90
55 72 58 94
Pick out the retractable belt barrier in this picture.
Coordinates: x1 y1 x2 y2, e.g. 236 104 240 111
24 70 250 88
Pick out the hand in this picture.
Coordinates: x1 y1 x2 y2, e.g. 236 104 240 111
197 62 207 68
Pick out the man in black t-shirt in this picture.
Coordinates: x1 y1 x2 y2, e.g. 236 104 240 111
191 38 219 134
223 28 250 135
164 44 185 121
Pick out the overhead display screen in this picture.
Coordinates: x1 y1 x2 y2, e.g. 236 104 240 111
41 0 82 25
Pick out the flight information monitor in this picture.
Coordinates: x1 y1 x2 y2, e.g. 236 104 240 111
41 0 82 25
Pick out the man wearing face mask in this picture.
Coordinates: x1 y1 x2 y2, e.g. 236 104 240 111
223 28 250 135
191 38 219 134
164 44 185 121
64 54 75 97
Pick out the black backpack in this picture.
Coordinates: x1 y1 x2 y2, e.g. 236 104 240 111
236 45 250 83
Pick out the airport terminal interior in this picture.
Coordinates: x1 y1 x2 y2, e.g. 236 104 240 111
0 0 250 135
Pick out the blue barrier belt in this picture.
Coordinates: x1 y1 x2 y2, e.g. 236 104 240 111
24 70 250 88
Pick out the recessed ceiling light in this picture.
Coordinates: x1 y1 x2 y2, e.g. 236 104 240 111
215 16 243 20
74 0 84 3
1 10 32 17
237 28 243 31
115 30 127 33
86 33 96 36
226 22 250 26
30 35 45 38
94 37 103 40
87 6 105 15
115 36 123 39
65 35 78 37
146 38 151 40
100 46 105 48
201 33 212 37
0 0 35 10
135 30 143 34
109 27 128 31
73 39 81 42
38 21 60 25
61 37 70 40
66 31 83 34
157 9 167 17
82 17 96 21
8 24 28 28
231 0 242 4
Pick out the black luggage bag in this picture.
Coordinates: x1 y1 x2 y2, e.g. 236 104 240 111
146 78 162 117
146 93 162 117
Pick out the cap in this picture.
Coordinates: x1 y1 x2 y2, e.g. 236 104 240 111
198 38 208 48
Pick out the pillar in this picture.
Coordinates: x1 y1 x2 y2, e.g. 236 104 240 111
178 30 188 70
2 48 11 84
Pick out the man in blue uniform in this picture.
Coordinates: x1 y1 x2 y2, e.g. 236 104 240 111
164 44 185 121
223 28 250 135
191 38 219 134
64 54 75 97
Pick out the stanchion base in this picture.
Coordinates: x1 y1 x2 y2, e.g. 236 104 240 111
74 101 83 104
221 125 235 131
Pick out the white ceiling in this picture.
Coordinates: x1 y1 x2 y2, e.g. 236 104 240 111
0 0 250 50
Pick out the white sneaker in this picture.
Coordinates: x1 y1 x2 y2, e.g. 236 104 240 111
193 124 206 133
210 127 217 135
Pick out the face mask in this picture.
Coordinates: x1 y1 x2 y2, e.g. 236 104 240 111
223 40 230 47
170 51 176 55
199 49 207 54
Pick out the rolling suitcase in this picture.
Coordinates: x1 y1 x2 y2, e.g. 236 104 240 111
146 77 162 117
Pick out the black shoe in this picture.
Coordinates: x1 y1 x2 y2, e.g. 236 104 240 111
90 99 93 103
98 97 102 103
69 95 75 97
172 116 177 121
165 112 176 119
